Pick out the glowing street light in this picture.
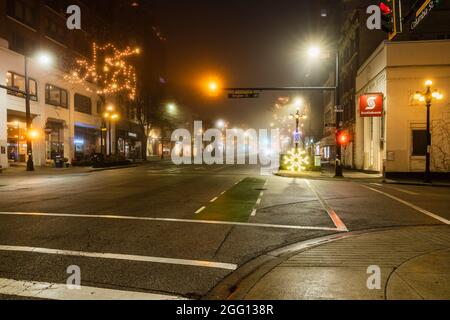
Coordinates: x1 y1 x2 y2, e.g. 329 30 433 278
414 79 444 183
308 46 321 59
103 105 120 157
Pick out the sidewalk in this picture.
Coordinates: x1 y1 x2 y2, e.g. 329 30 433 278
214 226 450 300
0 158 169 176
276 168 382 181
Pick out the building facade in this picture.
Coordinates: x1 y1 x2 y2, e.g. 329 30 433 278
355 40 450 176
0 39 103 169
0 0 106 169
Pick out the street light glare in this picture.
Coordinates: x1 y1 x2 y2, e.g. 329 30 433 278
425 80 433 86
216 119 225 129
36 52 53 66
308 46 321 59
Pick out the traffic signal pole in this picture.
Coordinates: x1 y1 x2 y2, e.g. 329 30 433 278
334 51 343 178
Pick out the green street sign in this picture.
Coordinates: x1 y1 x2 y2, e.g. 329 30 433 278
410 0 442 30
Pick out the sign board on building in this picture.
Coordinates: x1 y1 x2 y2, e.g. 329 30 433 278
359 93 384 117
228 90 259 99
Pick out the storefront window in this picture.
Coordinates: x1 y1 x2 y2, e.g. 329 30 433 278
45 122 64 160
6 119 27 163
74 126 99 161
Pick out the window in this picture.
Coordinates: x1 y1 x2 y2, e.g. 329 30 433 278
46 84 68 108
44 17 67 45
6 71 38 101
6 0 37 28
74 94 92 114
412 130 427 156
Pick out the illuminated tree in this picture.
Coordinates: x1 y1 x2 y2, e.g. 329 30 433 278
65 43 140 100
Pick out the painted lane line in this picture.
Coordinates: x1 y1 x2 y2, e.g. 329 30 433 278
364 186 450 225
370 183 383 187
0 278 187 300
195 206 206 214
0 245 238 270
220 191 226 195
0 212 343 232
210 197 218 203
304 180 349 232
251 209 257 217
256 198 261 205
386 186 419 196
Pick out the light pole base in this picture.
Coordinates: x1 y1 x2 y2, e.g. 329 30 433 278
26 159 34 172
334 165 344 178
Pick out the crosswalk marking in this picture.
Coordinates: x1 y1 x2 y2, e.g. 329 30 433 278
0 211 343 232
0 245 238 270
0 278 187 300
364 186 450 225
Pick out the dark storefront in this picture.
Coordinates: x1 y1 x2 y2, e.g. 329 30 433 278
74 125 100 161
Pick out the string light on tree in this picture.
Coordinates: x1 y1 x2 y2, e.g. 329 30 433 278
65 42 140 100
284 148 309 172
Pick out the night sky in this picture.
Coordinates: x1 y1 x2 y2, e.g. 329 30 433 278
152 0 337 135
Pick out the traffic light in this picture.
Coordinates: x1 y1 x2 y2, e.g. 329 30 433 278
337 131 350 145
379 0 394 33
379 0 402 40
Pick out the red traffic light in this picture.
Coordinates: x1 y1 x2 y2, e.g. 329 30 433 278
337 132 350 145
379 2 392 15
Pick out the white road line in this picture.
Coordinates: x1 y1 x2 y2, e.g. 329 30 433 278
251 209 257 217
220 191 226 195
386 186 419 195
364 186 450 225
0 245 238 270
195 206 206 214
304 180 349 232
256 198 261 205
370 183 383 187
0 278 186 300
210 197 218 203
0 211 343 232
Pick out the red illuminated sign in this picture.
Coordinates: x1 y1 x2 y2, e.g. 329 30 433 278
359 93 384 117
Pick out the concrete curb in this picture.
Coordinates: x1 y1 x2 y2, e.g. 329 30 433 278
204 225 447 300
384 180 450 188
88 164 138 172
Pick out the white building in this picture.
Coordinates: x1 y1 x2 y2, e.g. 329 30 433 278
0 38 104 169
355 40 450 177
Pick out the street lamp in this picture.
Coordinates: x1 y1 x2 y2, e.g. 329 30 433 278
289 109 307 150
414 80 443 183
307 45 341 177
22 51 53 171
103 106 120 158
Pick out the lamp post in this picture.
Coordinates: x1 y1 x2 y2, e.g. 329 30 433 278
414 80 443 183
103 106 119 158
289 109 307 150
307 46 341 177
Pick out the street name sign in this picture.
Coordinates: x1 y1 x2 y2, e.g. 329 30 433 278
228 90 260 99
410 0 441 30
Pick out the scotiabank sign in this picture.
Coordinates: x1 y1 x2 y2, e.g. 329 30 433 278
359 93 384 117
